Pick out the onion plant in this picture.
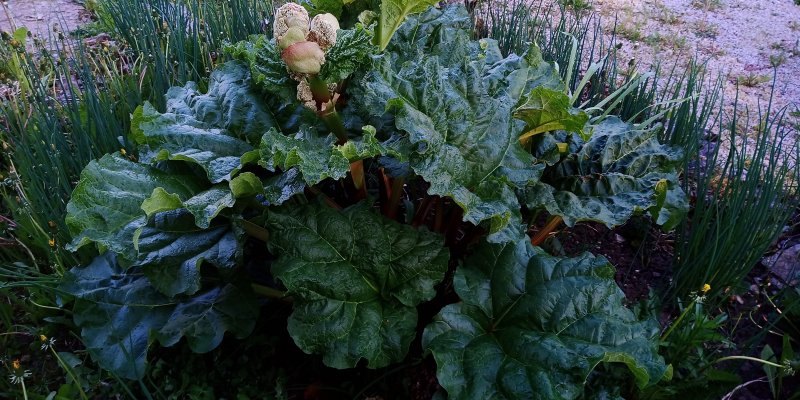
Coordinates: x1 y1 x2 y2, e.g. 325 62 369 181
671 77 800 302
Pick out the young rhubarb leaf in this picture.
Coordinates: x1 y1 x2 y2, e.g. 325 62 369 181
61 253 258 380
260 125 389 186
267 201 449 368
514 86 589 141
522 117 688 229
423 239 669 399
376 0 438 50
260 127 350 184
226 37 296 100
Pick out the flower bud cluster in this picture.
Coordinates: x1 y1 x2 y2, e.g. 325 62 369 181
273 3 340 75
273 3 341 112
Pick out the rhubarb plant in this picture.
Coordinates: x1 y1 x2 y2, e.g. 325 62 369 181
61 2 684 397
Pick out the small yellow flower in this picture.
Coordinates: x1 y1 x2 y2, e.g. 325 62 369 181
48 238 55 248
11 359 20 370
701 283 711 294
120 148 127 156
40 335 47 342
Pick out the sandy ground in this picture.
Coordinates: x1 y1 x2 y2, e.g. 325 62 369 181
591 0 800 138
0 0 86 37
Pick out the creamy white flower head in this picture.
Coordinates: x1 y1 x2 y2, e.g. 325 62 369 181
296 80 338 111
308 13 339 50
296 79 316 110
273 3 309 42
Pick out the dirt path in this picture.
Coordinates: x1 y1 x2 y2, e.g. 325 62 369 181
590 0 800 138
0 0 86 37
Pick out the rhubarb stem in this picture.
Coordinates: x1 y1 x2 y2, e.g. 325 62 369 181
251 283 290 301
386 177 405 220
308 77 366 200
242 220 269 243
531 215 562 246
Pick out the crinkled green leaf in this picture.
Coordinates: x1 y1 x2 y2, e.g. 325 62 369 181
134 209 239 296
229 172 264 199
135 62 274 183
225 36 295 99
60 253 258 380
259 126 389 186
267 201 449 368
141 187 184 218
423 239 669 400
264 168 307 205
303 0 345 16
320 24 375 83
65 154 203 259
377 0 438 50
182 186 236 228
353 7 557 242
336 125 394 160
514 86 589 139
140 184 235 230
523 117 688 229
260 127 350 185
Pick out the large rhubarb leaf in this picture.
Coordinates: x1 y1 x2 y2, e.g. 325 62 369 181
134 209 239 296
65 154 203 259
267 201 449 368
353 7 561 242
423 239 669 400
67 154 242 296
134 62 273 183
522 117 687 229
60 253 258 380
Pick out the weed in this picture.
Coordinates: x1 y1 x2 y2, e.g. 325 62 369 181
737 72 771 87
617 21 644 42
558 0 592 13
695 21 719 38
691 0 723 11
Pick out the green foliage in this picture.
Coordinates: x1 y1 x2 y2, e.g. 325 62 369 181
225 35 297 99
60 252 258 380
319 23 375 83
671 90 800 301
423 239 669 399
267 201 449 368
353 7 547 242
96 0 272 110
640 297 737 400
65 154 202 260
376 0 439 50
1 36 142 272
53 1 688 395
133 62 269 183
514 86 589 140
523 117 687 230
